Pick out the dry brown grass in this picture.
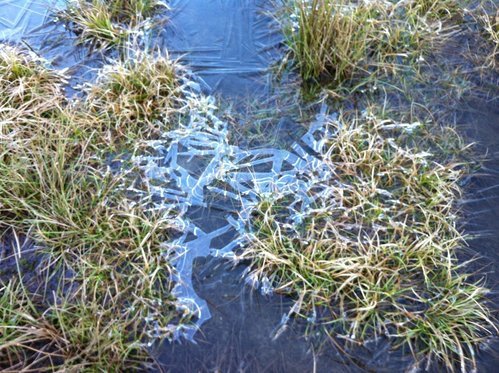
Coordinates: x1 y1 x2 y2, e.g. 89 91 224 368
82 51 182 143
0 44 187 371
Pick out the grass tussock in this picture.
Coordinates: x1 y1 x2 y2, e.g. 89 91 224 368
0 45 67 110
282 0 459 95
408 0 460 19
57 0 168 51
82 51 181 141
472 1 499 70
241 111 496 371
1 214 180 371
0 44 187 370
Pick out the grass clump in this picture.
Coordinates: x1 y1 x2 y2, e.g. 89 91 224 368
0 44 188 370
57 0 168 51
82 51 181 142
472 1 499 70
408 0 460 19
281 0 458 95
1 210 180 371
0 45 67 110
240 111 496 371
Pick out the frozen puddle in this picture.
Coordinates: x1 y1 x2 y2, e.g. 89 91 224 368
134 78 336 338
0 0 61 41
0 0 321 341
162 0 281 96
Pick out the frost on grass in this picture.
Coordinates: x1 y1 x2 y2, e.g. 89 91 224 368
0 44 193 371
237 111 496 371
0 8 496 367
0 44 68 110
280 0 462 94
471 1 499 70
56 0 168 51
81 49 182 143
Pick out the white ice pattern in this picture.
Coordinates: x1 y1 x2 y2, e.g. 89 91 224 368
133 77 339 340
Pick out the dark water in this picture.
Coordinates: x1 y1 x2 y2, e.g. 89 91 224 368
459 98 499 373
159 0 281 97
0 0 497 372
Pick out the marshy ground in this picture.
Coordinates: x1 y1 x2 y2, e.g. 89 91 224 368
0 0 498 372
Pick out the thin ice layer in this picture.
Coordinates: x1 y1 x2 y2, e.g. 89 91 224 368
1 0 328 341
0 0 62 41
161 0 282 97
134 74 339 339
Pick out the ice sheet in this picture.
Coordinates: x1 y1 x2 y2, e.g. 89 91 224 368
0 0 62 41
161 0 282 96
133 72 339 338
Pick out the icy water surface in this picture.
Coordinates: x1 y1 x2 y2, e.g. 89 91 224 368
0 0 498 371
459 99 499 373
161 0 281 96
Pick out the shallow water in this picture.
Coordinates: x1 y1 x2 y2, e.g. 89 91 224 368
160 0 281 97
0 0 498 371
459 98 499 373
